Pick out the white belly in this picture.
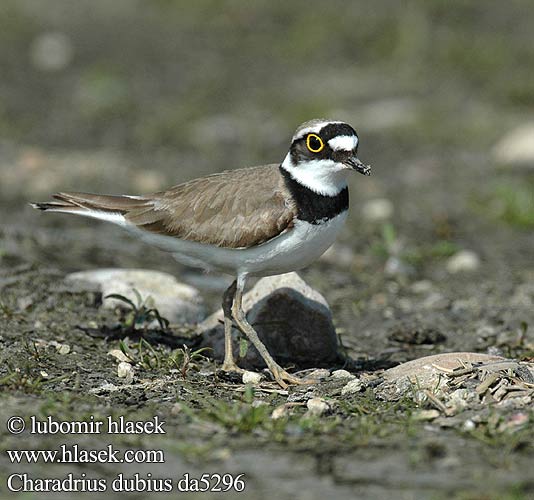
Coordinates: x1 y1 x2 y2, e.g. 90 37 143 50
127 212 348 277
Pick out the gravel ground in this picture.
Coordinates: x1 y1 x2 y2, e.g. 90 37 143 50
1 1 534 499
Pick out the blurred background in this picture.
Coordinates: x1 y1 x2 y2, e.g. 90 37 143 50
1 0 533 359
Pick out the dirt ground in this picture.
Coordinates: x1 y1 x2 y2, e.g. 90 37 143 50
1 1 534 499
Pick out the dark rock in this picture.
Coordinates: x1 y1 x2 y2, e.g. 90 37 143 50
198 272 340 369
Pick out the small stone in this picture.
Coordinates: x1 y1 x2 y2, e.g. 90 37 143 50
117 361 134 384
493 122 534 168
306 398 330 416
107 349 131 363
413 409 440 421
362 198 394 222
242 371 263 385
66 269 205 324
56 344 70 355
341 378 363 395
39 371 49 378
271 405 290 420
331 369 355 380
446 250 480 274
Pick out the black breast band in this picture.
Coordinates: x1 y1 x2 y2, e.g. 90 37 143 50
280 166 349 225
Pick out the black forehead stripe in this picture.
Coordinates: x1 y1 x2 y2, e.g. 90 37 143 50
318 123 357 141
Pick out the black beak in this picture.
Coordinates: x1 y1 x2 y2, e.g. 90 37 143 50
345 156 371 176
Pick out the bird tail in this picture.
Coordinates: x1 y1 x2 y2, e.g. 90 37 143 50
30 192 149 225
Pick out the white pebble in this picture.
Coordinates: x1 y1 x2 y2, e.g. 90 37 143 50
463 419 476 431
56 344 70 355
117 362 134 384
493 122 534 167
242 371 263 385
306 398 330 416
446 250 480 274
362 198 394 222
341 378 363 395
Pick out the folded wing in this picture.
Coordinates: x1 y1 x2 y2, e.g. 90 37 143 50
32 165 297 249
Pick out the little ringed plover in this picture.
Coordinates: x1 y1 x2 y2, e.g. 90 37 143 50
32 118 371 388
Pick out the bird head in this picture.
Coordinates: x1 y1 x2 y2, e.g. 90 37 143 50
281 119 371 196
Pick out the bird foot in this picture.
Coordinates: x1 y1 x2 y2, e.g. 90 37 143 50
269 364 314 389
220 361 244 373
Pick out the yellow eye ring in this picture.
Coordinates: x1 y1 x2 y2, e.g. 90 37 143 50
306 133 324 153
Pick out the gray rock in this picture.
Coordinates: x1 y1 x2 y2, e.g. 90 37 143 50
66 268 205 324
199 272 339 369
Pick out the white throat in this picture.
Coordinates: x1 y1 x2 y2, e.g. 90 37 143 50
281 153 348 197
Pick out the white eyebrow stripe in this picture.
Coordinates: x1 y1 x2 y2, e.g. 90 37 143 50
328 135 358 151
293 121 344 140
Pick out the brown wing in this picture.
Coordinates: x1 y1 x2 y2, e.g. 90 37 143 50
125 164 297 248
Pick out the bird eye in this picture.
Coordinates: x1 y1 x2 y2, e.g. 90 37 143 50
306 133 324 153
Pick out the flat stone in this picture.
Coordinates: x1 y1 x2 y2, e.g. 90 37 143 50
66 268 205 324
382 352 506 390
199 272 339 369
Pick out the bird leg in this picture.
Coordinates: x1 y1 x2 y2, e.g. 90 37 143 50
220 280 243 373
231 275 305 389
